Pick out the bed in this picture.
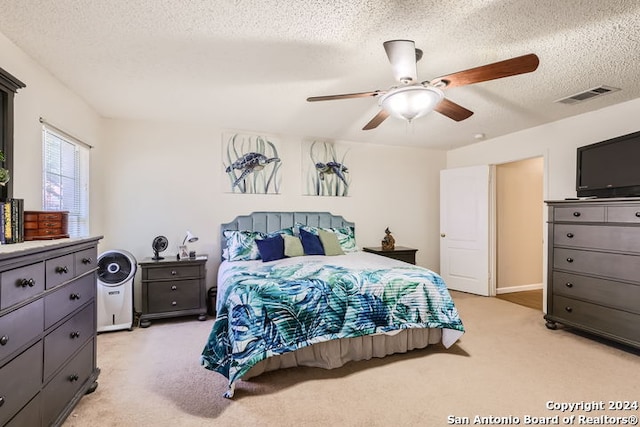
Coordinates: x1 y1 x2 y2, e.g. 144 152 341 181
201 212 465 398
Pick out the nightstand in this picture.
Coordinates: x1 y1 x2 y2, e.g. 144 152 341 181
138 255 208 327
363 246 418 265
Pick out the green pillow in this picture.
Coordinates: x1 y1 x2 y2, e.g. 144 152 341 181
318 229 344 256
283 234 304 257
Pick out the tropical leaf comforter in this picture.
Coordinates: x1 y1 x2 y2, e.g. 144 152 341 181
201 252 465 397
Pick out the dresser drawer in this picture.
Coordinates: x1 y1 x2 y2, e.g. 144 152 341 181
42 339 94 427
75 247 98 277
552 295 640 343
146 265 201 280
0 261 45 309
554 224 640 253
0 299 44 366
554 206 605 222
0 341 43 426
553 248 640 283
24 218 63 231
363 247 418 265
148 279 200 312
390 252 415 264
552 271 640 314
44 302 94 380
606 205 640 223
25 228 68 240
5 392 41 427
44 274 96 329
24 211 66 222
45 253 75 289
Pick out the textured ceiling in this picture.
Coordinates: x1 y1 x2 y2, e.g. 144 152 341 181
0 0 639 149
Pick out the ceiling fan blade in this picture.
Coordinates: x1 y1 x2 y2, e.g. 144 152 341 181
432 53 540 88
307 91 381 102
363 110 390 130
434 98 474 121
383 40 418 83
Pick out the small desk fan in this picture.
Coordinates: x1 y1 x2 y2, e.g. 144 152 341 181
151 235 168 260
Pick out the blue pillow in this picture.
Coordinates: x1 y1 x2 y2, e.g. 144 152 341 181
299 228 325 255
255 234 285 262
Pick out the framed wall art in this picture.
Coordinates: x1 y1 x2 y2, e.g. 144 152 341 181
223 132 282 194
303 140 350 197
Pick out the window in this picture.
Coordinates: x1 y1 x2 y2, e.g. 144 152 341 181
42 124 90 237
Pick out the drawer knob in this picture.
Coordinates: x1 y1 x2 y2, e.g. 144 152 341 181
566 257 574 263
566 233 574 238
20 278 35 287
565 282 573 288
0 335 8 346
171 270 177 276
82 257 93 264
171 285 177 291
171 301 177 306
573 212 581 217
636 212 640 218
565 306 573 313
0 396 4 407
70 331 80 339
56 265 69 274
70 293 81 300
68 374 80 382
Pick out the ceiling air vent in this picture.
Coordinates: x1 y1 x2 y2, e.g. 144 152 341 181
555 85 620 105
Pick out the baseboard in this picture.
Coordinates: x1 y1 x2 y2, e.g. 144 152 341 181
496 283 543 294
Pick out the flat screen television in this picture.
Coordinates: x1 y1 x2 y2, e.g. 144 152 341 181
576 130 640 198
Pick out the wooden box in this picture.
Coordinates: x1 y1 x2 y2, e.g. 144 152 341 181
24 210 69 240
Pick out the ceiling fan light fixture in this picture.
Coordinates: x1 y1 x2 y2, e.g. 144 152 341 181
383 39 419 84
379 85 444 122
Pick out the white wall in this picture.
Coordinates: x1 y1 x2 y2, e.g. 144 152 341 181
447 98 640 199
2 28 446 310
101 119 446 307
0 31 106 237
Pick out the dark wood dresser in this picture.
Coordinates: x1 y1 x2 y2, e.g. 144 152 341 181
0 236 102 426
363 246 418 265
545 199 640 348
138 256 207 327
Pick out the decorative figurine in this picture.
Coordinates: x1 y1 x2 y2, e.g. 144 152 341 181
381 227 395 251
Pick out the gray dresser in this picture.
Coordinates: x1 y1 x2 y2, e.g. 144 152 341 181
0 237 102 426
545 199 640 349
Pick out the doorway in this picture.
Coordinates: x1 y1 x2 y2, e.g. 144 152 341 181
494 157 544 311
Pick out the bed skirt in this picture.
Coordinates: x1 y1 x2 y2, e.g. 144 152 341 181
242 327 461 381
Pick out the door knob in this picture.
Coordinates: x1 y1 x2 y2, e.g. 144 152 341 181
440 233 446 237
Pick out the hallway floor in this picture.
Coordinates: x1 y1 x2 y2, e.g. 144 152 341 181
495 289 543 311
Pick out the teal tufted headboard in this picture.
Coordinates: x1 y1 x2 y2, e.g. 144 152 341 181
220 211 355 255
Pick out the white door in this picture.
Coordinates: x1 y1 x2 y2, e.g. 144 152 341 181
440 165 493 296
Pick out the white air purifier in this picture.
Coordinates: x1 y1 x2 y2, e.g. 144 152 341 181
97 250 137 332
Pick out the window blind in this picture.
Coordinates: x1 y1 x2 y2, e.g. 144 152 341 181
42 124 90 237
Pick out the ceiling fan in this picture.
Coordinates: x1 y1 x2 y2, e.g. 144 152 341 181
307 40 540 130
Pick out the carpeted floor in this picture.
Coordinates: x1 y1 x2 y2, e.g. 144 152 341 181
64 291 639 427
